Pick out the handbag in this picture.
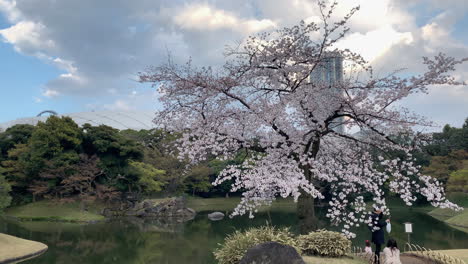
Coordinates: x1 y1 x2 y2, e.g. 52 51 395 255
386 222 392 233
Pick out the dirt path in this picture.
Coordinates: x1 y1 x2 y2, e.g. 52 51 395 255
0 233 47 264
357 253 440 264
400 254 436 264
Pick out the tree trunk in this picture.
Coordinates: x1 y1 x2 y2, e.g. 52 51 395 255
297 138 321 234
297 189 319 234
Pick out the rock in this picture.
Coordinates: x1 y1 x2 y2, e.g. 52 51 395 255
102 197 196 222
239 242 305 264
208 212 225 221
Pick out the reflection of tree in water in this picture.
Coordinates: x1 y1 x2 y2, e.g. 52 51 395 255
1 208 467 264
1 221 140 264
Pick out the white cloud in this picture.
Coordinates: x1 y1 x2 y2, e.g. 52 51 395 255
335 25 414 63
0 0 466 128
0 21 55 54
42 89 59 97
174 4 276 33
52 57 77 74
0 0 21 22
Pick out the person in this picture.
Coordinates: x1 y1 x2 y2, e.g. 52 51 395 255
369 208 390 264
364 240 372 254
383 239 402 264
364 239 373 261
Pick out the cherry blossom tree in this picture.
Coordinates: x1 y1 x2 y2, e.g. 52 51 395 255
140 1 465 236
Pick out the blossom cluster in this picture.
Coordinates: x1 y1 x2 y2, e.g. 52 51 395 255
140 1 465 237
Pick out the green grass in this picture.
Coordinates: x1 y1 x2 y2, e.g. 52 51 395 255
0 233 48 263
427 193 468 233
428 207 462 221
186 197 241 211
447 192 468 207
445 210 468 228
303 255 366 264
186 197 297 212
5 200 105 222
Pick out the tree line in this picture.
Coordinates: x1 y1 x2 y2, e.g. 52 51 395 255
0 116 238 209
0 116 466 211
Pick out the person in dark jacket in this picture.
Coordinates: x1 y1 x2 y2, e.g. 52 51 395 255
369 208 390 264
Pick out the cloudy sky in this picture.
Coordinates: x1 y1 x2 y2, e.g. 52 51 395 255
0 0 467 130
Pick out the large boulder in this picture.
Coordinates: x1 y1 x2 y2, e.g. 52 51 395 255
239 241 305 264
208 212 225 221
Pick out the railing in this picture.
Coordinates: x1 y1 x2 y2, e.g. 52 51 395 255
403 243 466 264
351 244 466 264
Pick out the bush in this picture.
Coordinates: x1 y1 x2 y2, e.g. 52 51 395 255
213 226 300 264
297 229 351 257
0 173 12 211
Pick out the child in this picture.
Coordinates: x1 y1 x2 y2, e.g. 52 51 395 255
364 240 372 254
383 238 402 264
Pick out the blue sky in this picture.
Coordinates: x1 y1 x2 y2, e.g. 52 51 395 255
0 0 467 130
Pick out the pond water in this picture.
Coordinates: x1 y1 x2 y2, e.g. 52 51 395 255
1 207 467 264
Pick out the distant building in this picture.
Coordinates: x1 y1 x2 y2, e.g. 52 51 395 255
310 53 345 134
0 110 156 131
310 54 344 85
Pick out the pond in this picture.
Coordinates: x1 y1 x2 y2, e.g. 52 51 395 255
1 207 467 264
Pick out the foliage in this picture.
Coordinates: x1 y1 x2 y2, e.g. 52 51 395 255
82 124 143 191
29 116 82 163
0 124 35 161
0 169 12 211
0 118 142 205
121 129 187 194
297 229 351 257
1 117 83 203
183 164 213 196
446 168 468 193
447 192 468 207
425 119 468 156
1 143 31 203
213 226 299 264
423 150 468 184
139 0 465 236
129 161 166 194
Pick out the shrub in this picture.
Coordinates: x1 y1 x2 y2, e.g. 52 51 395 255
297 229 351 257
0 173 12 211
213 226 300 264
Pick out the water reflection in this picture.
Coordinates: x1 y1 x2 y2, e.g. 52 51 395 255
0 208 466 264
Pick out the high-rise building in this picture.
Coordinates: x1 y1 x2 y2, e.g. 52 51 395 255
310 53 345 134
310 54 343 85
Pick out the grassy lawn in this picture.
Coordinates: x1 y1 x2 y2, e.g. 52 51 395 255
186 197 297 212
426 193 468 233
445 210 468 227
5 200 105 222
428 207 461 218
0 233 48 263
187 197 241 211
303 255 366 264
